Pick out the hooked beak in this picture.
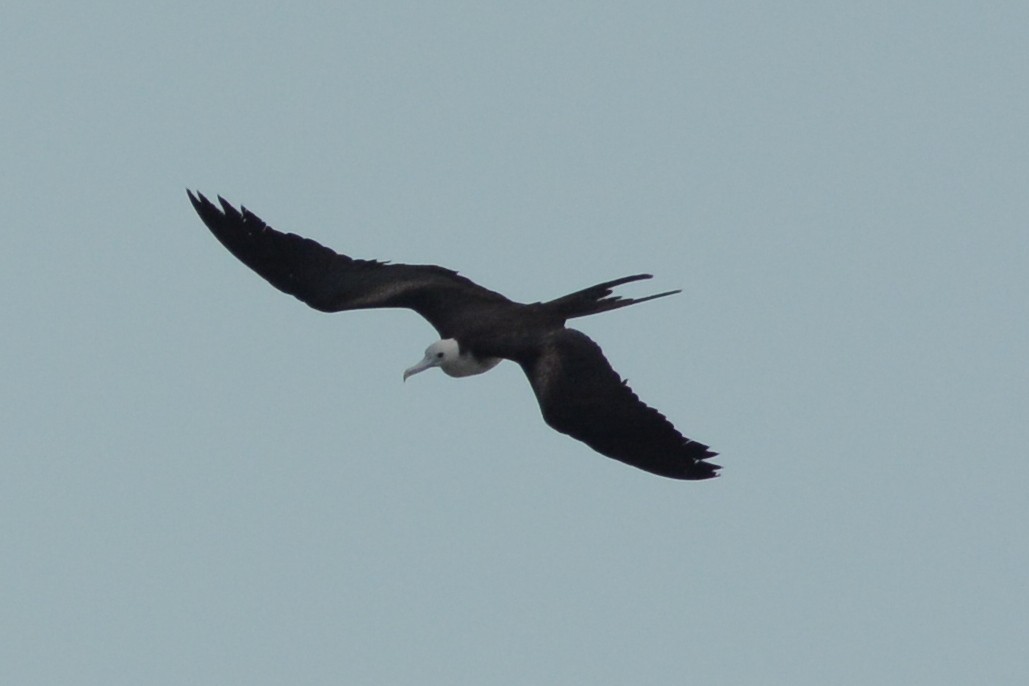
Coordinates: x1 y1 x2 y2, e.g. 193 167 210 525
403 356 435 382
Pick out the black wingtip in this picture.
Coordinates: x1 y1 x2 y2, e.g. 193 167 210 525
187 190 238 211
187 189 218 215
678 443 721 480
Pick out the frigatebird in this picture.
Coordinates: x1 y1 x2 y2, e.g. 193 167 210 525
189 191 719 480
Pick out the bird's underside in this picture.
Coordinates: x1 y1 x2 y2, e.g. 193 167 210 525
189 191 720 479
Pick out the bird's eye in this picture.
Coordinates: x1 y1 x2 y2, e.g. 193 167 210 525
436 352 444 359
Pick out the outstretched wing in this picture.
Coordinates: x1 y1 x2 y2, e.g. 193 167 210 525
520 329 719 480
188 191 511 336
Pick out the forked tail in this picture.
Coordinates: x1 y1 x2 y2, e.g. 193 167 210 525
543 274 681 321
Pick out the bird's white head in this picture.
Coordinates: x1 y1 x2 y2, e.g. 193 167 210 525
403 339 461 381
403 338 501 381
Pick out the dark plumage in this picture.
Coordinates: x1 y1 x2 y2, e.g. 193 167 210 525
189 191 719 479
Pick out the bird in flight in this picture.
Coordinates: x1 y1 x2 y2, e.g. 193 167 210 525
189 192 719 479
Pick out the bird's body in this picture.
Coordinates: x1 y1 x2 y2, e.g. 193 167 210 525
189 191 719 480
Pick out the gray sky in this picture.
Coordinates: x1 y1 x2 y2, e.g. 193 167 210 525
3 2 1027 684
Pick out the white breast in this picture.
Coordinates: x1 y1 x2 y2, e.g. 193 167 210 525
441 352 502 377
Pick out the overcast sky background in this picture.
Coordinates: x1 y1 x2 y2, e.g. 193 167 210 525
3 2 1027 684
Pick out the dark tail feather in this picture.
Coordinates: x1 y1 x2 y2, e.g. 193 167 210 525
543 274 681 320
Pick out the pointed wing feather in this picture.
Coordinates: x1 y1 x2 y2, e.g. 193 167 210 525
188 191 510 336
520 329 719 480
